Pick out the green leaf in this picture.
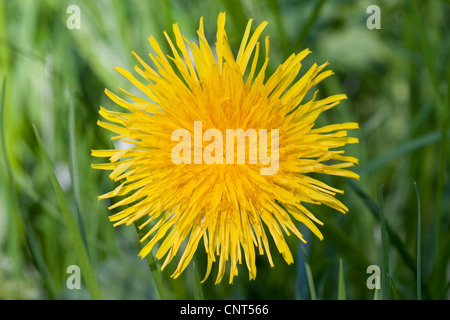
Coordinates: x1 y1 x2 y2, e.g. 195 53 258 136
33 124 102 300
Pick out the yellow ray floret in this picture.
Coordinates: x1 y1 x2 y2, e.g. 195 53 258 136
92 12 359 284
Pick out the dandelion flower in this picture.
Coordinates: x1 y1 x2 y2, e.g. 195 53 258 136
92 12 359 284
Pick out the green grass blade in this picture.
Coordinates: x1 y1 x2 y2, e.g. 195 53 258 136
358 130 443 174
193 261 204 300
348 182 414 270
414 182 422 300
321 217 371 271
162 0 174 33
301 246 316 300
373 288 381 300
1 78 57 298
387 274 399 300
432 62 449 272
338 259 346 300
134 219 169 300
349 180 431 299
267 0 289 54
281 201 370 272
294 0 326 49
408 5 448 258
295 231 310 300
379 185 390 300
33 124 102 300
0 77 23 275
69 92 89 254
219 0 249 32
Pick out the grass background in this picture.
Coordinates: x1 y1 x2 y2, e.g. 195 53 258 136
0 0 448 300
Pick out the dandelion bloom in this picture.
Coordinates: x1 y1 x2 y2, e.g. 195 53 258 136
92 12 359 284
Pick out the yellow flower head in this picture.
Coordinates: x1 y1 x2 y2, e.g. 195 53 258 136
92 12 359 284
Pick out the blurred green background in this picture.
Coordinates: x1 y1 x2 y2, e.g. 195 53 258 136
0 0 448 300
